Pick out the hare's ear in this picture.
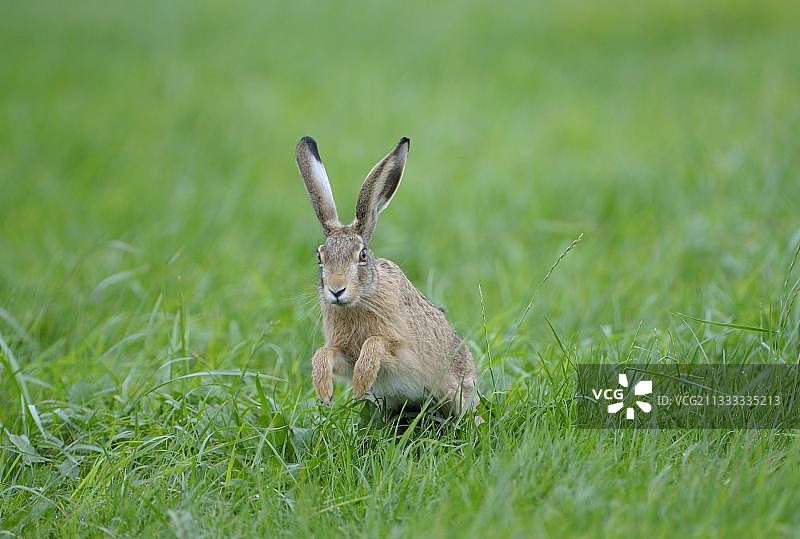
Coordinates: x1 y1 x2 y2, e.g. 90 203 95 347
296 136 340 235
353 137 410 244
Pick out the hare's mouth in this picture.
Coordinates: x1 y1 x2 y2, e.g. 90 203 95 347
322 293 349 306
325 295 358 307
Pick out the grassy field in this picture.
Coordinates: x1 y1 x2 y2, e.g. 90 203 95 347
2 0 800 536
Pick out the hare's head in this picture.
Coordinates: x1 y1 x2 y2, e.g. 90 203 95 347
295 136 409 306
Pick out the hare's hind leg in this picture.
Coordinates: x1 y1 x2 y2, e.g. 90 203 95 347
311 346 347 404
460 378 485 425
443 375 481 423
353 336 388 399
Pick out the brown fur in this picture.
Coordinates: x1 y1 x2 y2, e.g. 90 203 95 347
297 137 479 419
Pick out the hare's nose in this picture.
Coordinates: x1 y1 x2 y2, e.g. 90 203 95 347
329 287 346 298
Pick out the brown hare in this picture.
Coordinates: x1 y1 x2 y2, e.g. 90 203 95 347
295 136 479 419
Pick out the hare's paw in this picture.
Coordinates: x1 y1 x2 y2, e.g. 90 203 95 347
352 362 378 399
353 336 386 399
311 347 336 404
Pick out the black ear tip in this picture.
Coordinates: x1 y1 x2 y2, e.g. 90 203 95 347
299 136 321 161
399 136 411 148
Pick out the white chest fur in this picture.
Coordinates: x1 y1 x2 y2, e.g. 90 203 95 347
369 368 427 411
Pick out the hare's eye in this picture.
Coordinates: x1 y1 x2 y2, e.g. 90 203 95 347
358 248 368 263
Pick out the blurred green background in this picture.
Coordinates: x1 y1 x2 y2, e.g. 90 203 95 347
3 0 798 344
1 0 800 536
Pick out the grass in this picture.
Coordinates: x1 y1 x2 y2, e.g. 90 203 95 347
1 0 800 536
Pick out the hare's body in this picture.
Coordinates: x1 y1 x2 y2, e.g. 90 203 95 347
296 136 478 418
320 257 476 414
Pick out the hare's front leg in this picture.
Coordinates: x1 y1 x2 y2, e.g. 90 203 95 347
352 336 388 399
311 346 346 404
